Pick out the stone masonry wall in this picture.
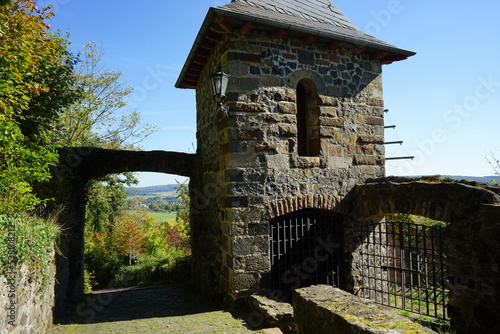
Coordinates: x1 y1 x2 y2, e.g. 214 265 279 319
0 260 55 334
446 204 500 334
293 285 436 334
192 29 387 300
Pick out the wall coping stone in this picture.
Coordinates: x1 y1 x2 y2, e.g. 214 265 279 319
293 285 436 334
248 292 296 333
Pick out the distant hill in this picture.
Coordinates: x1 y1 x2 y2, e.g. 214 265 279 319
440 175 499 185
125 184 182 196
127 176 498 196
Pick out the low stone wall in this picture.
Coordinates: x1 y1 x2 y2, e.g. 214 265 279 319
247 292 295 333
0 261 55 334
293 285 435 334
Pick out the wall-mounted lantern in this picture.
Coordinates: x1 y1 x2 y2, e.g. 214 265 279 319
211 67 230 118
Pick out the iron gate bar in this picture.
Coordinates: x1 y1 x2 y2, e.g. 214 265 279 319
269 209 343 302
359 221 449 320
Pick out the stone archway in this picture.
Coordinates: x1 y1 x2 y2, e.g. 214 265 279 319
50 147 196 318
348 177 500 333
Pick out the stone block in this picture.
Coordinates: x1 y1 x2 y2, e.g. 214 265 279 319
293 285 436 334
266 154 290 169
255 142 279 153
277 102 296 114
319 117 344 128
364 116 384 126
235 102 268 113
353 155 384 166
298 50 314 65
263 75 283 87
233 273 260 290
248 222 270 236
232 77 262 92
246 256 271 271
225 196 249 208
233 237 255 256
239 129 264 141
357 135 384 144
273 89 296 102
318 95 339 107
248 293 295 333
225 168 245 182
228 51 261 63
319 106 337 117
278 124 297 137
227 182 261 196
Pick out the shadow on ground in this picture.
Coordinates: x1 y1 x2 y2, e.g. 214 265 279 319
54 284 252 327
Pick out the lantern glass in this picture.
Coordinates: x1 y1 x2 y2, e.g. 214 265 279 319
212 68 230 98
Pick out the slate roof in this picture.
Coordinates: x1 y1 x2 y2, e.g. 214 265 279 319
217 0 397 49
176 0 415 89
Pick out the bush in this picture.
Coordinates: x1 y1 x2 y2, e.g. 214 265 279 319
114 255 192 287
0 213 59 291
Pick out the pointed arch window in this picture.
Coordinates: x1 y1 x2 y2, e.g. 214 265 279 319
296 79 320 156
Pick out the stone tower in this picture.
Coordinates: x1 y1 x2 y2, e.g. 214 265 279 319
175 0 414 301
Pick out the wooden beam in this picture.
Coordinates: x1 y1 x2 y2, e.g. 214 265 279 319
215 16 233 34
210 24 226 34
371 51 388 60
353 46 366 55
328 40 343 51
193 57 208 66
185 74 199 81
182 80 198 88
197 49 211 58
206 32 224 42
273 28 288 40
201 41 216 50
239 21 255 35
303 35 316 46
190 64 204 71
380 55 408 64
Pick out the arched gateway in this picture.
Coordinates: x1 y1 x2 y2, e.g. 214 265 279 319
50 1 500 333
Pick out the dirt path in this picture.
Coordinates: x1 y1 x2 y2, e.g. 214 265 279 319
48 285 263 334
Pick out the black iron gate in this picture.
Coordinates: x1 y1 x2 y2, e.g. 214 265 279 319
269 209 343 301
359 221 449 319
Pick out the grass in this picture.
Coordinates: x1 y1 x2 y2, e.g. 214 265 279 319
150 211 177 222
386 283 449 320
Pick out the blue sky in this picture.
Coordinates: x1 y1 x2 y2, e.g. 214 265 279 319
45 0 500 186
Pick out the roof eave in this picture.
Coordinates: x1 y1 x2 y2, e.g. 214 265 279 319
175 7 416 89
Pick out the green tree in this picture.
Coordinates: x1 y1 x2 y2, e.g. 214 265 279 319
49 41 157 231
0 0 78 212
86 177 129 233
52 41 156 149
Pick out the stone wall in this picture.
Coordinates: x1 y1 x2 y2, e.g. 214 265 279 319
293 285 435 334
191 29 387 300
446 204 500 334
350 178 500 334
0 261 55 334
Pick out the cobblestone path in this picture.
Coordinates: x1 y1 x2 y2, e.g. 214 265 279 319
48 285 263 334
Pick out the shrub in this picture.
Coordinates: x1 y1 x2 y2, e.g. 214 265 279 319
0 213 59 291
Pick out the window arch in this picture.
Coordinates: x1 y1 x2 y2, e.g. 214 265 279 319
296 79 320 156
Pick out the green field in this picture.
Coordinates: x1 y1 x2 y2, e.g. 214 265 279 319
150 211 177 222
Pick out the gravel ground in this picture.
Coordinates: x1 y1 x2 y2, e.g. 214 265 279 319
48 285 264 334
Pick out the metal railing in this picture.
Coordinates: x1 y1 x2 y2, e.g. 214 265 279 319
359 221 449 320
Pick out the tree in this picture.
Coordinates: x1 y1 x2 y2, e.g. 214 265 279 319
49 41 157 231
487 151 499 176
0 0 78 212
52 41 156 149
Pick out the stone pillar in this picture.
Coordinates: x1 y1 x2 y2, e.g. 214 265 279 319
446 204 500 334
